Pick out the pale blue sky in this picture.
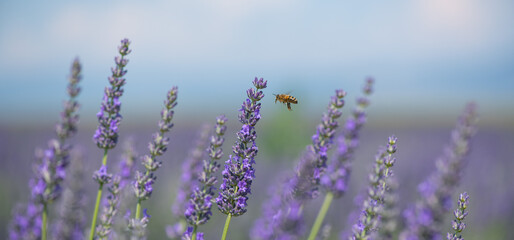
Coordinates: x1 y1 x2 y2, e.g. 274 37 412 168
0 0 513 126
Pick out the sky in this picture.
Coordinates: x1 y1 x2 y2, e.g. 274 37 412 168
0 0 513 126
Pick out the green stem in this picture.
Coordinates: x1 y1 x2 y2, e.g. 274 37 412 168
89 183 104 240
135 200 142 220
41 204 48 240
221 213 232 240
192 225 198 240
307 192 334 240
88 149 109 240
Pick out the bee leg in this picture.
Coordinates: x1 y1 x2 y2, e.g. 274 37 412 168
287 102 292 111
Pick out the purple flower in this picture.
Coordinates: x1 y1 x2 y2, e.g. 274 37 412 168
9 58 82 239
133 86 178 203
446 192 469 240
93 39 131 150
400 103 478 240
350 136 398 239
216 77 267 217
310 89 346 188
185 116 227 227
323 78 374 198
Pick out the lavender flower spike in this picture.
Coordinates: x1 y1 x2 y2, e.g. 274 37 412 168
185 115 228 228
311 89 346 186
447 192 469 240
93 38 131 150
400 103 477 240
217 77 266 240
322 78 374 198
89 38 131 240
8 58 82 240
131 86 178 228
217 77 267 217
350 135 398 240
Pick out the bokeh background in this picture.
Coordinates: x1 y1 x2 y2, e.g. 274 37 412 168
1 0 513 239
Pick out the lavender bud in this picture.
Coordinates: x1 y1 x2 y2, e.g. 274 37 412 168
447 192 470 240
92 165 113 185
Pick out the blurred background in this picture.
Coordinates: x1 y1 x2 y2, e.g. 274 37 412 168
0 0 513 239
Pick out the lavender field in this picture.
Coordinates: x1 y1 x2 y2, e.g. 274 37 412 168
1 1 514 240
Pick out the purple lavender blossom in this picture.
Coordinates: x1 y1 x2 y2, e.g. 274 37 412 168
350 136 398 240
9 58 82 240
133 86 178 203
216 77 267 217
185 115 227 227
93 38 131 150
400 103 477 240
128 86 177 238
447 192 469 240
52 151 87 240
8 203 42 240
96 176 121 239
311 89 346 184
322 78 374 198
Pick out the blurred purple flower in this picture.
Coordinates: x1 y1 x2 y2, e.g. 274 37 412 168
52 151 87 240
9 58 82 239
323 78 374 198
400 103 477 240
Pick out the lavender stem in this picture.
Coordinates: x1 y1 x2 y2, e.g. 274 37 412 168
89 149 108 240
308 192 334 240
221 213 232 240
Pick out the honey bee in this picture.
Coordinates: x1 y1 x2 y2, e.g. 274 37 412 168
274 93 298 111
